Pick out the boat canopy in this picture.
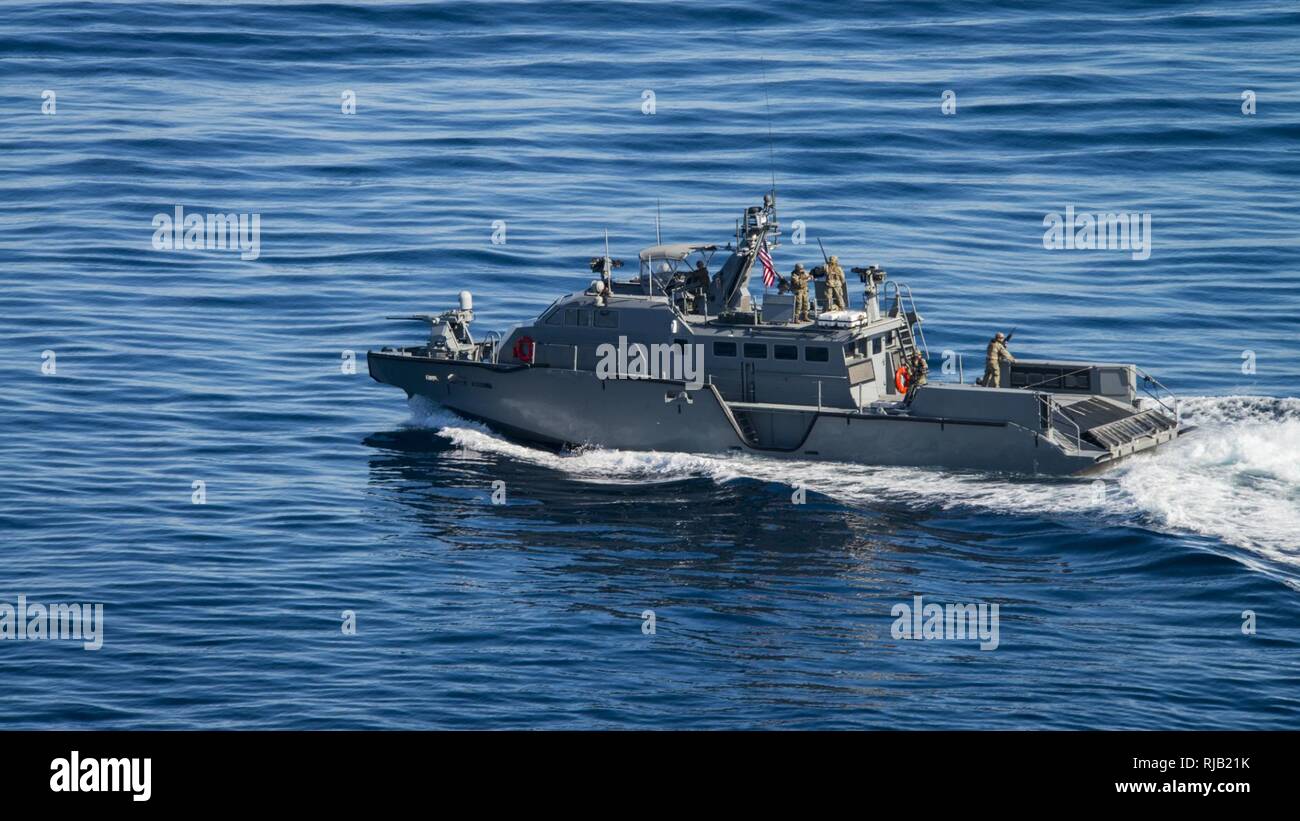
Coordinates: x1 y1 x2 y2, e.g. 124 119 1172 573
637 243 716 263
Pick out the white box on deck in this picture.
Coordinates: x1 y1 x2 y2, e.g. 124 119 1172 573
814 310 868 328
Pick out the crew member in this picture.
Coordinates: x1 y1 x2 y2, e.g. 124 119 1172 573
906 350 928 399
980 332 1015 387
790 263 811 322
824 255 847 311
689 259 709 292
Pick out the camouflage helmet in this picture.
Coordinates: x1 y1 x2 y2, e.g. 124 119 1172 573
829 255 838 264
995 332 1006 341
793 263 805 272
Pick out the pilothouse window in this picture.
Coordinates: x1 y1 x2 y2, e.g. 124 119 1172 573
593 309 618 328
713 341 737 357
774 344 798 360
805 346 829 362
565 309 590 326
743 343 767 359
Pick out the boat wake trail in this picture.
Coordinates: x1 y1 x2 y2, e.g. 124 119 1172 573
1118 396 1300 565
404 394 1300 573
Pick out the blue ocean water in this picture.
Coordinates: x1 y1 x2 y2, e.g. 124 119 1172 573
1 0 1298 729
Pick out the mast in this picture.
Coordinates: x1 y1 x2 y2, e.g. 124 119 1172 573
718 192 780 311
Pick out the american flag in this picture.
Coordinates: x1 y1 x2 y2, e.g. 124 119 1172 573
758 238 777 288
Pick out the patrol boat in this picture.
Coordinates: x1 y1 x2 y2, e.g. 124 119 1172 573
368 193 1184 475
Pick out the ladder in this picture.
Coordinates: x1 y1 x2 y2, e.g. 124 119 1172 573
732 410 760 446
1085 409 1178 449
885 282 928 362
897 319 921 362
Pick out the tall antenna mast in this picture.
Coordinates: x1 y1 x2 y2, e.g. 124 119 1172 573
760 55 776 195
655 199 662 245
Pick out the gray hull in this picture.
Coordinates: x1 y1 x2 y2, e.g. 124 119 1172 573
368 352 1178 475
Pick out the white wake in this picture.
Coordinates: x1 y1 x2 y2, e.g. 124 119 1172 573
404 394 1300 571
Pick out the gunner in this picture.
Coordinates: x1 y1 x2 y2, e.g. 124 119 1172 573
979 332 1015 388
688 259 710 292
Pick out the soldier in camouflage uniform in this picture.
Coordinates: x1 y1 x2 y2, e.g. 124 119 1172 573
685 259 710 312
688 259 709 293
909 350 929 387
824 255 847 311
790 263 811 322
980 332 1015 387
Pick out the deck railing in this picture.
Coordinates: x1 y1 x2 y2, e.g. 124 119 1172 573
883 281 929 360
1135 367 1180 424
1036 393 1082 451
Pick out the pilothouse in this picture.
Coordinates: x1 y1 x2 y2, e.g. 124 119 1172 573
370 192 1185 475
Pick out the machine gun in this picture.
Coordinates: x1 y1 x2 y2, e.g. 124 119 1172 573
589 256 624 274
814 238 831 275
386 292 477 356
851 264 887 286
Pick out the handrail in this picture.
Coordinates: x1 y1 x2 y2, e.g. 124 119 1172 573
484 330 502 364
1135 367 1179 424
705 382 759 447
1038 393 1081 450
901 284 929 360
882 280 929 359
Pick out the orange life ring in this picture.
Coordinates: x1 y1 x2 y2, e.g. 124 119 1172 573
512 335 535 363
894 365 910 393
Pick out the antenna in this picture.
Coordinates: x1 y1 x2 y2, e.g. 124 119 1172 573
656 199 662 245
760 55 776 195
